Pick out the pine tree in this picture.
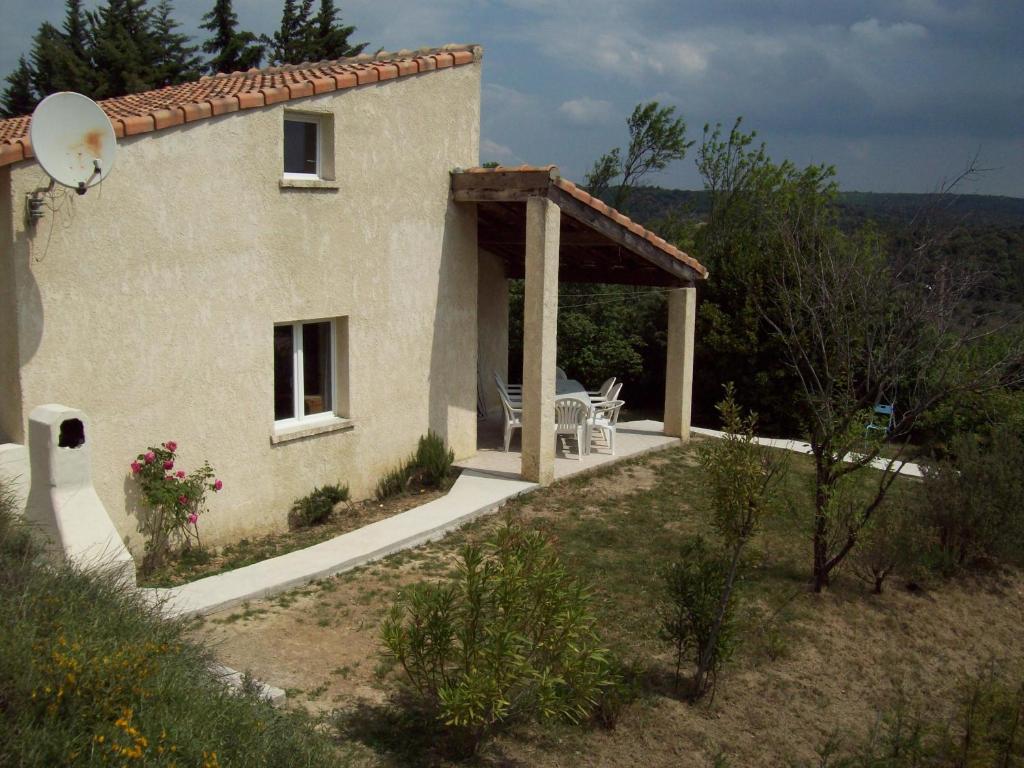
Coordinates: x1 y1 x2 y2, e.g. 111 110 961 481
200 0 264 74
55 0 96 94
1 56 37 117
88 0 160 98
152 0 203 85
266 0 309 66
310 0 365 60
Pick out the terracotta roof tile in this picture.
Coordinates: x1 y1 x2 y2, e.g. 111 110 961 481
458 165 708 280
0 43 482 168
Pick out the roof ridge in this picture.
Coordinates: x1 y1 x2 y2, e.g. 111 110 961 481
0 43 483 168
201 43 482 81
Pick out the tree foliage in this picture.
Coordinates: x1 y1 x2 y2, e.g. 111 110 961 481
2 0 205 115
265 0 365 66
1 0 367 116
585 101 693 211
200 0 264 74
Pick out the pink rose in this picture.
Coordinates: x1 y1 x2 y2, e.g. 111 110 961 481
213 479 223 492
177 494 188 505
176 470 185 479
130 461 142 474
163 459 174 470
187 513 198 525
165 441 177 452
144 451 156 464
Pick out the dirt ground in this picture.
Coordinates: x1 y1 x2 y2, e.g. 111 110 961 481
194 449 1024 767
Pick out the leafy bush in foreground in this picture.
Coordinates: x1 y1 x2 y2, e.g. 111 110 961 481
0 481 344 767
380 520 616 756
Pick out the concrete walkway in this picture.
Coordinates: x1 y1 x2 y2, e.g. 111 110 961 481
691 427 925 478
150 469 536 618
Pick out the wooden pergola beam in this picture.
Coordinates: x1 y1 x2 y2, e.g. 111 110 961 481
454 170 705 286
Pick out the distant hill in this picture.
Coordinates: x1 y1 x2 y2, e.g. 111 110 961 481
618 187 1024 230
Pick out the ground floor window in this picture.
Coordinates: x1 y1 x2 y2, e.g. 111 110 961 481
274 319 335 425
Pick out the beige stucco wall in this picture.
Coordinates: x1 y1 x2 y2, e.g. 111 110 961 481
476 248 508 416
0 63 481 549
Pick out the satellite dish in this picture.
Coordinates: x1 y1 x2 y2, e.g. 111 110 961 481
30 92 116 195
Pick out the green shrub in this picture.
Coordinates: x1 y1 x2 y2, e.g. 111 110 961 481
809 666 1024 767
415 431 455 488
374 457 415 501
380 521 616 756
659 537 736 697
0 488 344 767
289 483 350 529
922 424 1024 568
850 501 932 594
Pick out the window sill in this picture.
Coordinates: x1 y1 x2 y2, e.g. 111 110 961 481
279 178 341 190
270 416 355 445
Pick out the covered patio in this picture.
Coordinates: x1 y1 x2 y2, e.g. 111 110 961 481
453 165 709 484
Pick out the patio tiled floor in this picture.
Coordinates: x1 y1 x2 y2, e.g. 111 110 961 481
456 415 681 480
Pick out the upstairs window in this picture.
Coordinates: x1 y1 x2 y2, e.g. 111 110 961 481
283 114 321 178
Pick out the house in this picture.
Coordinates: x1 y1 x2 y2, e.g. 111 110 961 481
0 44 707 552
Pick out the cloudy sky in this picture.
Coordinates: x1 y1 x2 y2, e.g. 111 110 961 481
2 0 1022 196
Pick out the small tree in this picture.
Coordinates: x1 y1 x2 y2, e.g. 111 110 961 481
381 521 615 756
659 537 735 695
850 500 930 594
584 101 693 210
660 385 786 698
760 163 1023 592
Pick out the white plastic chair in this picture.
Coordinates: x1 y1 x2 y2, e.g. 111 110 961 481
555 367 568 381
498 387 523 452
554 397 589 460
494 372 522 406
588 377 616 404
589 399 625 455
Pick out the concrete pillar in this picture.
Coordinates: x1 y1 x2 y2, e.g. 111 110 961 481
521 196 560 484
664 286 696 440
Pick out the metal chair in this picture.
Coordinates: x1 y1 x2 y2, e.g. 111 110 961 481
865 402 895 440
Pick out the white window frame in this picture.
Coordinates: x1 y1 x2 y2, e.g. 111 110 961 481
273 319 337 430
282 113 322 180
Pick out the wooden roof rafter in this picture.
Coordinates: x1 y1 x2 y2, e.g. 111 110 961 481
451 165 708 287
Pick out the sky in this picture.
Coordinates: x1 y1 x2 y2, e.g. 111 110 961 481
2 0 1022 197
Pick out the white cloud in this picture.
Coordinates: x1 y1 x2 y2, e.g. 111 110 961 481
558 97 614 124
480 138 518 163
850 18 929 45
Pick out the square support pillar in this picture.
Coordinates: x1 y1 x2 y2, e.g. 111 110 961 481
664 286 696 440
521 196 560 484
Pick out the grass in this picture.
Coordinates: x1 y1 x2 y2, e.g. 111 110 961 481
0 482 348 767
192 439 1010 767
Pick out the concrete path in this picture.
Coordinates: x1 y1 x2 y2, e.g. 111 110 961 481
150 469 536 618
691 427 924 478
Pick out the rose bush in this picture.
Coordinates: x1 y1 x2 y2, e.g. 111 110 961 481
129 442 221 574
